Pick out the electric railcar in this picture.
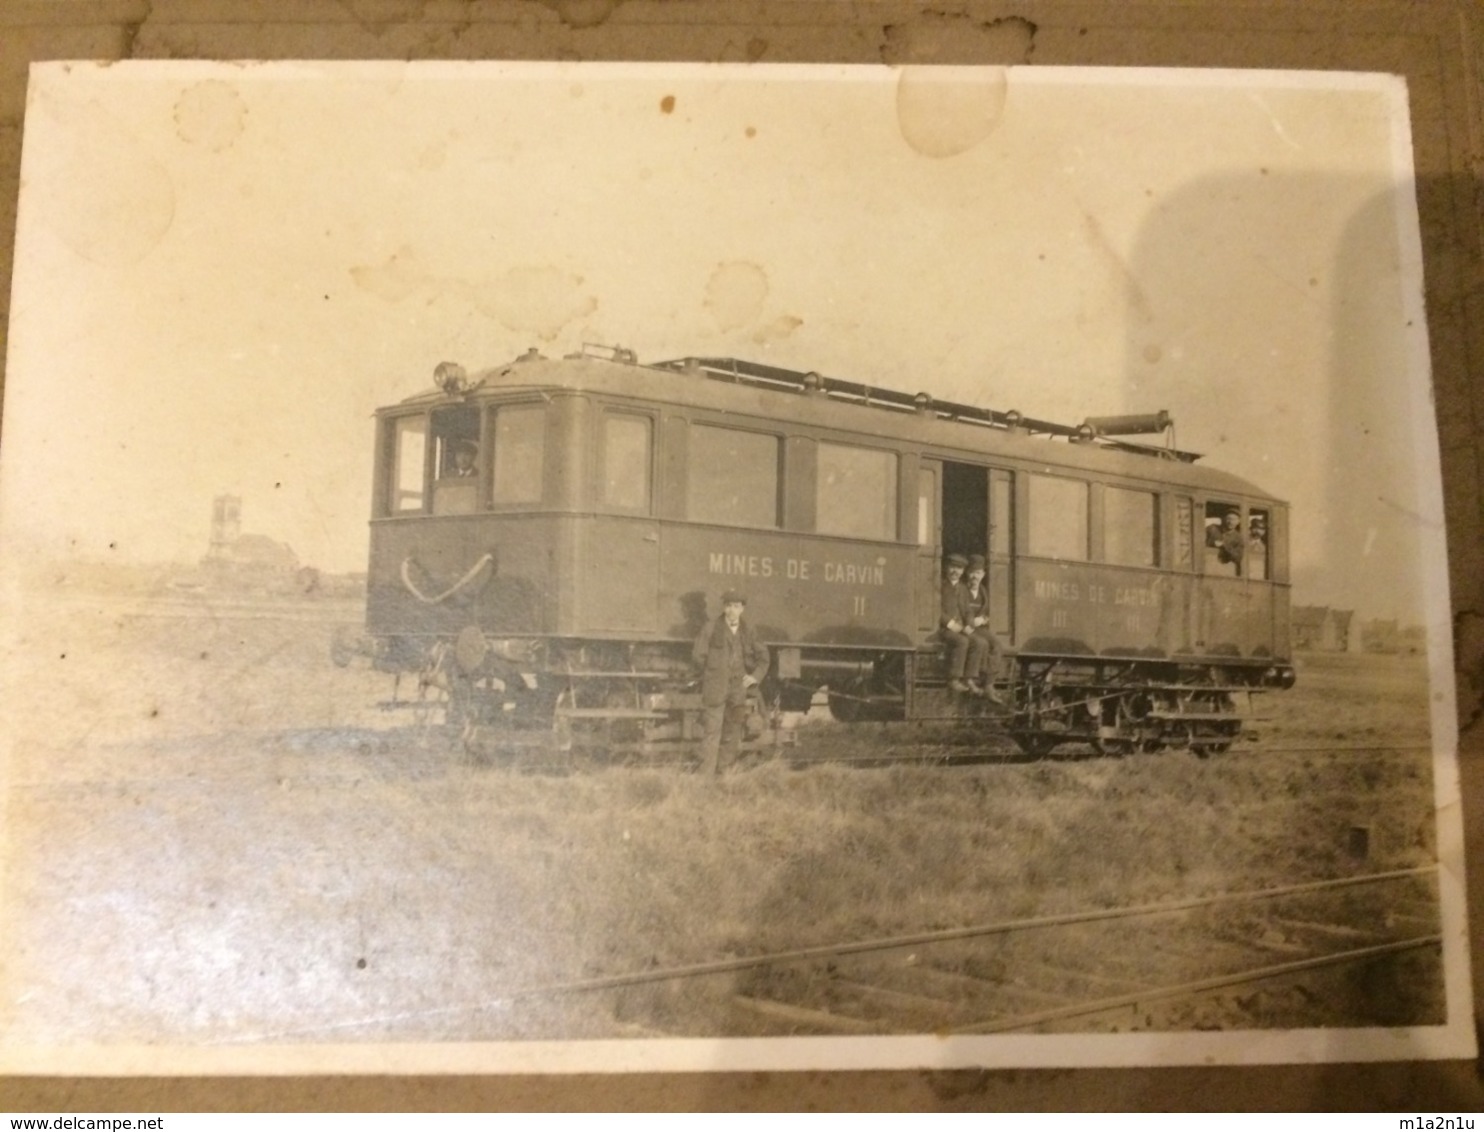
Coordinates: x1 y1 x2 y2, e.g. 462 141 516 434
345 345 1295 758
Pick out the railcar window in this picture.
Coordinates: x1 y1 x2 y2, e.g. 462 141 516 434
1247 506 1270 581
1175 496 1194 568
917 467 936 546
432 406 480 478
1203 500 1244 576
603 412 652 512
1104 486 1158 567
991 474 1012 555
817 442 898 540
491 403 545 505
687 424 780 528
392 417 426 513
1026 474 1088 561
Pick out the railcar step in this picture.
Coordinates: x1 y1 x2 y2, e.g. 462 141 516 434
1145 710 1245 721
554 670 672 678
554 707 673 719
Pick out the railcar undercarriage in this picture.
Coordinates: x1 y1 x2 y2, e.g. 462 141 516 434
340 629 1288 764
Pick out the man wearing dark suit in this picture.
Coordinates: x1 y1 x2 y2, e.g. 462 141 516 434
693 589 770 774
939 553 982 694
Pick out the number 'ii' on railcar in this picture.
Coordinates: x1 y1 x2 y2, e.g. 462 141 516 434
340 344 1295 759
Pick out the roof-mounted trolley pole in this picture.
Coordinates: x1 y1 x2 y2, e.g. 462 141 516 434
1082 411 1177 459
654 357 1198 462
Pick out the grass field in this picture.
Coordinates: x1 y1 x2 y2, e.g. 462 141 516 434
0 593 1448 1044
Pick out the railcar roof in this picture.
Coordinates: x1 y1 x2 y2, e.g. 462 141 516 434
388 351 1284 502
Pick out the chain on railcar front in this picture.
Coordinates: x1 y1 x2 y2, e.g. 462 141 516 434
337 346 1296 763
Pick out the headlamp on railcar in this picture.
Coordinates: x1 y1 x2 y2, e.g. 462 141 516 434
1263 664 1298 690
433 361 469 395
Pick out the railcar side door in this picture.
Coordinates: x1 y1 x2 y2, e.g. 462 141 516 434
988 468 1014 646
915 460 942 638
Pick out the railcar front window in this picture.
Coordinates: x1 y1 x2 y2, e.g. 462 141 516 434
687 424 779 528
1027 474 1088 561
491 403 545 505
603 412 652 512
1105 486 1158 567
392 417 426 513
817 443 897 540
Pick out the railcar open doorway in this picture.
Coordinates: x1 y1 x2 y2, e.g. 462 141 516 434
942 462 989 560
916 458 1016 653
940 460 1014 646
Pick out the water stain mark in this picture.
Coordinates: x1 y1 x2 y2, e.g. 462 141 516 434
350 247 597 342
881 12 1036 65
174 81 247 152
704 262 768 332
469 265 598 341
752 314 804 345
896 67 1008 159
539 0 624 30
31 90 175 267
337 0 432 36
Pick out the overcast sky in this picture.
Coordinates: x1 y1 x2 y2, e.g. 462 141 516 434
0 62 1442 622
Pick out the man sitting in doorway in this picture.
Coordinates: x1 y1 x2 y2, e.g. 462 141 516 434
961 554 1004 703
939 553 988 696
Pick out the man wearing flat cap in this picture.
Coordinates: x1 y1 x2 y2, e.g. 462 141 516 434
939 552 986 694
693 589 770 774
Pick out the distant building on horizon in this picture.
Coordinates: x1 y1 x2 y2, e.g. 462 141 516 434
203 494 299 574
1360 617 1428 655
1292 605 1354 652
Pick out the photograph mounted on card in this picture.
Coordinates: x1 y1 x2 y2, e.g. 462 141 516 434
0 60 1471 1074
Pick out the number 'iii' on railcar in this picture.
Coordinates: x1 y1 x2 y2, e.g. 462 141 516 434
338 344 1295 759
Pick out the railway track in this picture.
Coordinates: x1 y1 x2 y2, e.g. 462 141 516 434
452 866 1443 1037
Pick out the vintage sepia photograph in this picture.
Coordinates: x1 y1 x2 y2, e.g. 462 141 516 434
0 61 1472 1073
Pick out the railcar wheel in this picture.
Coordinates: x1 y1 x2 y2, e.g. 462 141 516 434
826 681 865 723
1012 734 1060 760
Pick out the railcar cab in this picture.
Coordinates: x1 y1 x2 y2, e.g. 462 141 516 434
378 400 547 520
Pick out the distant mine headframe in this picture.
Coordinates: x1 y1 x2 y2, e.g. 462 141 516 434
208 494 242 560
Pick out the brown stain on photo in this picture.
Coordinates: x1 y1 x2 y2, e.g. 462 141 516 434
468 264 598 341
752 314 803 344
31 91 175 267
349 245 430 303
704 261 768 331
881 12 1036 65
660 94 676 114
173 80 247 152
349 250 597 341
538 0 624 30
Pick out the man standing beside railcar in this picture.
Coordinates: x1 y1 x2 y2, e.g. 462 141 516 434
694 589 770 775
